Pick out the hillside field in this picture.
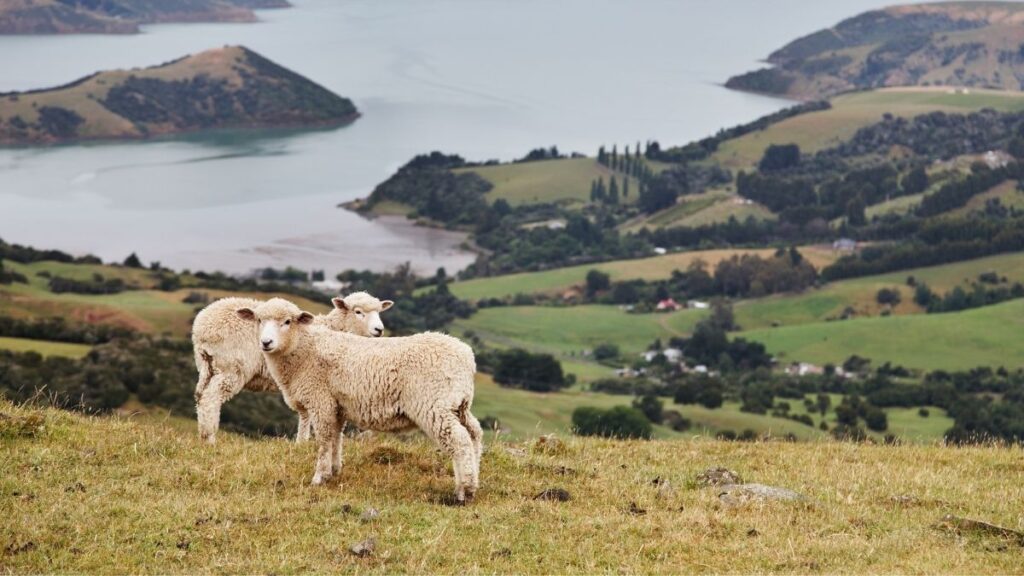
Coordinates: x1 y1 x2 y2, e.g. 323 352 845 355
0 336 90 358
454 305 707 358
0 260 330 337
438 245 838 301
711 88 1024 171
454 158 639 206
2 400 1021 574
742 298 1024 372
734 251 1024 330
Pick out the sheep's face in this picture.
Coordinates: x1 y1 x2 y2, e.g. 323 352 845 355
326 292 393 337
237 299 314 354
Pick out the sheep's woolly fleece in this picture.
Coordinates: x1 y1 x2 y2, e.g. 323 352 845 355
191 292 388 443
248 298 482 502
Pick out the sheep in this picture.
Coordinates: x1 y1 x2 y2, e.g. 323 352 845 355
192 291 393 444
236 298 482 503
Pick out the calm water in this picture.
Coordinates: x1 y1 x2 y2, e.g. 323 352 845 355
0 0 897 276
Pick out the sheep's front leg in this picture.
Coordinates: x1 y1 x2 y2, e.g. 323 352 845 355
311 409 339 486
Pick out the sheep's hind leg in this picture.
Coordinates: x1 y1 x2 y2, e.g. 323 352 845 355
459 409 484 493
331 408 346 475
196 373 238 444
295 411 313 443
419 409 477 503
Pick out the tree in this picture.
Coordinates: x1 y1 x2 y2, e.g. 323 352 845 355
864 407 888 432
900 166 928 195
608 176 619 204
846 196 867 226
123 252 143 268
815 393 831 417
637 174 679 214
585 269 611 296
632 394 664 424
571 406 652 439
876 287 902 306
593 343 619 361
697 387 723 409
622 177 630 198
492 349 567 392
758 143 800 171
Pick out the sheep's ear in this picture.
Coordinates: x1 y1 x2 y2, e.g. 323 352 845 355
237 308 256 322
331 297 349 311
297 312 315 325
380 300 394 311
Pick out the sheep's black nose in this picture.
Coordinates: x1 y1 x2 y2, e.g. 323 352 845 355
261 339 273 348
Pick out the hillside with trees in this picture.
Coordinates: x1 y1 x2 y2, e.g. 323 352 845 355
0 0 290 35
0 46 356 145
726 2 1024 99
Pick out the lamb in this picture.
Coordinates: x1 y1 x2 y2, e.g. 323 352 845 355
236 298 482 503
192 291 393 444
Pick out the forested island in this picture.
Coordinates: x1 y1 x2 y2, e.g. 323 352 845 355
727 2 1024 100
0 46 358 145
0 0 290 35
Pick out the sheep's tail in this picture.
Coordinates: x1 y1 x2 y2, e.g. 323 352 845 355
194 348 215 402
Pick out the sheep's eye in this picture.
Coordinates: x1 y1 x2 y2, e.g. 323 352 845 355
284 319 291 326
355 310 363 316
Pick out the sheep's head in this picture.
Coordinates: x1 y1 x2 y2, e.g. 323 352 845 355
324 291 393 337
236 298 314 354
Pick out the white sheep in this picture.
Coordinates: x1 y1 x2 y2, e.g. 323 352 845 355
237 298 482 503
192 292 393 443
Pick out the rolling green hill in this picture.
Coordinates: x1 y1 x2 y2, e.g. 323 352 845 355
742 297 1024 372
455 158 639 207
711 87 1024 171
437 246 838 301
734 251 1024 330
0 0 289 35
726 2 1024 100
0 46 355 145
3 400 1020 574
0 259 330 337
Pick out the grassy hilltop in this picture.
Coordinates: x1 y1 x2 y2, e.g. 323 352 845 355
2 400 1022 574
0 46 356 145
0 0 290 35
727 2 1024 100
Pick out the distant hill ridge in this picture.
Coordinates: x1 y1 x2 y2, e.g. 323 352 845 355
0 0 291 35
727 2 1024 99
0 46 359 145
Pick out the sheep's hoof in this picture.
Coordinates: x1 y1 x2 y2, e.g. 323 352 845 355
201 434 216 445
311 474 325 486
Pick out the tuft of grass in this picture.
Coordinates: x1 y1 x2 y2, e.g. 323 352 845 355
2 400 1022 573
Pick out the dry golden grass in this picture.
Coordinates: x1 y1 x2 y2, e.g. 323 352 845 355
2 400 1022 574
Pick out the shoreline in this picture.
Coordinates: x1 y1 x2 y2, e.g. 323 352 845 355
0 113 361 149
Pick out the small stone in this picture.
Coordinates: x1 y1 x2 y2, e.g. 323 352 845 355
656 480 675 500
718 483 807 506
747 528 760 537
503 446 527 458
890 494 919 507
628 502 647 515
349 538 376 558
696 467 743 487
360 507 380 522
534 488 571 502
935 515 1024 546
533 434 566 455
